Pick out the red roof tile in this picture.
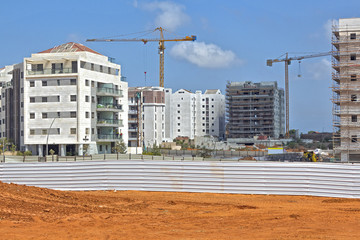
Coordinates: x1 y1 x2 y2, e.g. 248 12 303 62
39 42 102 55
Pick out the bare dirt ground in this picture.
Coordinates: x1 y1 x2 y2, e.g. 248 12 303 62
1 182 360 239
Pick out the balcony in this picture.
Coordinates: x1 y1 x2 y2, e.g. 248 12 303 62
128 118 138 123
97 87 123 97
97 134 122 141
27 68 77 76
97 103 123 112
97 119 123 127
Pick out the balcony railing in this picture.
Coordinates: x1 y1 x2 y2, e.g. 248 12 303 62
27 68 77 75
97 134 122 140
97 119 123 125
97 103 122 110
97 87 123 96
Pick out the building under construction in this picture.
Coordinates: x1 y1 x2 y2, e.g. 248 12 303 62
226 81 285 139
332 18 360 161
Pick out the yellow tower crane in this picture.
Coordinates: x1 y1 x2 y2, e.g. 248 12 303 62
267 51 333 138
87 27 196 88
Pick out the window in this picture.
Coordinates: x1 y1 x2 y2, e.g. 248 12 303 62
177 104 180 107
42 97 47 102
30 81 35 87
100 65 103 72
57 112 61 118
85 112 89 118
57 79 61 86
178 117 180 120
351 33 356 40
42 81 47 86
30 129 35 135
92 96 95 103
91 81 95 87
21 102 23 108
177 111 180 114
351 54 356 61
57 96 60 102
85 128 90 134
21 130 24 136
351 95 357 102
352 135 357 143
21 116 24 122
99 145 103 151
70 79 76 85
70 112 76 118
70 95 77 101
30 97 35 103
42 129 47 135
85 95 89 102
85 80 89 86
70 128 76 134
351 75 357 81
56 128 60 134
92 128 94 134
91 112 94 118
352 115 358 122
178 129 180 132
42 113 47 119
91 63 94 71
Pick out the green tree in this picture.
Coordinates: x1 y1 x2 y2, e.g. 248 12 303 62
0 138 9 153
10 144 16 154
112 139 127 154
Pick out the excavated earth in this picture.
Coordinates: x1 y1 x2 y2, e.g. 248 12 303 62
0 181 360 239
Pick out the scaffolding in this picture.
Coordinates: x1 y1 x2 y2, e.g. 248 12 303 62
226 81 284 139
332 19 360 161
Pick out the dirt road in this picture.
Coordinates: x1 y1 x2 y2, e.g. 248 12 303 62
0 181 359 239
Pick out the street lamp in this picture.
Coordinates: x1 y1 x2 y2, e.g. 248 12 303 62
46 118 57 156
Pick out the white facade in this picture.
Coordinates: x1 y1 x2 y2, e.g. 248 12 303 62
128 87 165 148
165 88 225 140
1 42 128 156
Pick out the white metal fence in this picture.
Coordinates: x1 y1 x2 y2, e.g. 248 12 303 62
1 160 360 198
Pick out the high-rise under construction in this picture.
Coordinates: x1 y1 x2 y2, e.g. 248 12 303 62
332 18 360 161
226 81 285 139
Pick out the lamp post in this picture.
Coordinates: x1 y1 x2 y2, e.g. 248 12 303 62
46 118 57 156
83 135 89 155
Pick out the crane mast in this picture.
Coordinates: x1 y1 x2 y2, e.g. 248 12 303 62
87 27 196 87
267 51 332 138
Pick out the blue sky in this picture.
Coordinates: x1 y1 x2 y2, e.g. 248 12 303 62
1 0 360 133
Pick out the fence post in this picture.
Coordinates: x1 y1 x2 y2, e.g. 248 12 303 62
23 156 25 162
104 154 106 160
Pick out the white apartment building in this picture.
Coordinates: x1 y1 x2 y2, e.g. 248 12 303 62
128 87 165 148
165 88 225 140
0 42 128 156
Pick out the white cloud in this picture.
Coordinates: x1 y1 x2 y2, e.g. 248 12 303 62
141 1 190 30
133 0 138 8
170 41 239 68
304 58 331 80
66 33 82 43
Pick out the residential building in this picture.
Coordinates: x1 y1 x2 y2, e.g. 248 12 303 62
226 81 285 139
165 88 225 140
128 87 165 148
0 42 128 156
332 18 360 161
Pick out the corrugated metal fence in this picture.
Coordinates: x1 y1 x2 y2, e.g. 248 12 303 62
1 160 360 198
